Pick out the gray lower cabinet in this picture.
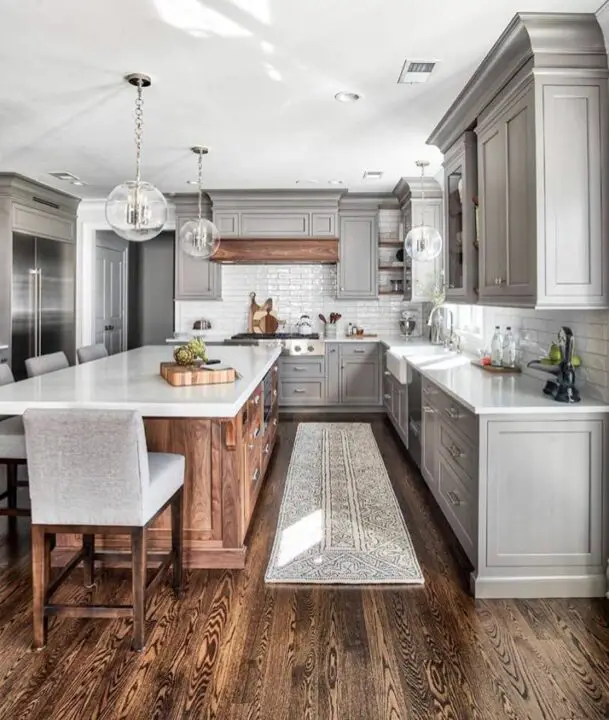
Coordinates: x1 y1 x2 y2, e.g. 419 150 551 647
174 216 222 300
278 343 381 407
337 213 378 299
415 375 607 599
384 368 409 446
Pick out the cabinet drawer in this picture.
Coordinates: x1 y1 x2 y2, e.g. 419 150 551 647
422 378 442 405
279 380 324 405
280 358 325 378
438 419 477 485
437 454 476 562
341 343 378 360
423 382 477 441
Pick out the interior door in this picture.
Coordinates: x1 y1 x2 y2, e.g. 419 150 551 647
95 245 125 355
37 236 75 365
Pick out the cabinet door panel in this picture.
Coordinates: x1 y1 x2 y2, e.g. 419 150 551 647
486 420 603 568
341 359 380 405
421 405 439 493
505 90 535 296
326 343 340 404
241 213 309 237
338 215 377 299
174 217 222 300
478 125 506 297
541 84 604 304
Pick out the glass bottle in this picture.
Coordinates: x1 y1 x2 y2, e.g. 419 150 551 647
490 326 503 367
503 326 517 368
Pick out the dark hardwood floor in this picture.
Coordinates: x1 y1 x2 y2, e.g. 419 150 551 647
0 415 609 719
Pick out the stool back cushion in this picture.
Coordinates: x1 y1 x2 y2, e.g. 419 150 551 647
77 344 108 364
0 364 15 386
25 351 69 378
23 409 150 525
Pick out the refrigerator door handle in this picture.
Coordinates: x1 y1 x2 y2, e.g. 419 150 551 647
37 268 42 358
29 268 38 357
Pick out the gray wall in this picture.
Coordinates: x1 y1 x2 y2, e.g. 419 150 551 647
128 231 175 348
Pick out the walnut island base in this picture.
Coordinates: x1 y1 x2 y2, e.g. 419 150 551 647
53 363 280 570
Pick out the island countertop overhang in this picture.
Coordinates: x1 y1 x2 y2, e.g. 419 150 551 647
0 345 283 417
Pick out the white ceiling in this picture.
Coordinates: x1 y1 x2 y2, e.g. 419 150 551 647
0 0 603 198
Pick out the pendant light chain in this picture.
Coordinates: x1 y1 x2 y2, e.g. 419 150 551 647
134 78 144 188
197 148 203 223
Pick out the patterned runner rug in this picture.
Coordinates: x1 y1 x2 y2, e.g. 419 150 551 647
265 423 424 585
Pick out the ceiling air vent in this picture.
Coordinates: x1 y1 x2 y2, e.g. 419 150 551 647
397 60 437 84
48 171 86 186
363 170 383 181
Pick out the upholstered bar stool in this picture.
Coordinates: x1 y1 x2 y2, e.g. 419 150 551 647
25 351 69 378
0 364 28 532
77 344 108 364
23 408 185 652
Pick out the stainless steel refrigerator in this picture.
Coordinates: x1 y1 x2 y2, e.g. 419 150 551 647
11 232 76 380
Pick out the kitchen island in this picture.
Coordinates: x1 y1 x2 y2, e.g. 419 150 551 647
0 345 281 568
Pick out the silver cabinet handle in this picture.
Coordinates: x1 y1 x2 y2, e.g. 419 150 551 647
384 394 392 399
448 443 463 458
253 426 260 438
252 468 260 483
447 490 461 506
264 443 270 455
294 388 306 394
445 407 461 420
293 367 307 371
273 418 278 426
354 349 365 354
254 395 260 404
248 443 254 450
384 370 391 376
423 385 438 396
273 365 278 373
340 287 344 291
273 389 277 397
422 405 436 414
494 277 505 287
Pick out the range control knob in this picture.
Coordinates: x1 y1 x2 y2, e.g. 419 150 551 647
294 345 301 353
307 345 315 353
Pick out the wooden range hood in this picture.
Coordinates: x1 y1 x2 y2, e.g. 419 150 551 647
212 237 339 264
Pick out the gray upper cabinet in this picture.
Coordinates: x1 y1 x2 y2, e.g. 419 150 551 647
428 13 609 310
444 131 478 304
173 197 222 300
208 191 341 239
337 212 378 299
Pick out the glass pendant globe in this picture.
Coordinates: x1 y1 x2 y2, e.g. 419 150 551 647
405 225 443 262
180 217 220 259
105 180 168 242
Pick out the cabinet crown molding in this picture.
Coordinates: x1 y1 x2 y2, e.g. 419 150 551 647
393 177 443 209
208 189 343 211
427 12 608 152
0 172 81 214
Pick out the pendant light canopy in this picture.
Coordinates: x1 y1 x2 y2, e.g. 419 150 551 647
405 160 443 262
180 146 220 259
105 73 167 242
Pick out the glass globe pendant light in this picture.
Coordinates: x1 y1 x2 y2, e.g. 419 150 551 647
405 160 443 261
180 146 220 259
105 73 167 242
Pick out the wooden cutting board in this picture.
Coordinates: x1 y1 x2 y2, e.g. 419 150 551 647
160 362 237 387
253 309 279 334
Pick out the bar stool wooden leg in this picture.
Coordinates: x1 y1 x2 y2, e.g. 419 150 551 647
131 527 147 652
7 462 18 535
31 525 48 650
171 487 183 598
83 534 95 588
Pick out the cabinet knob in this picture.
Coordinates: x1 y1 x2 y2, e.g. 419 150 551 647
252 468 260 483
384 370 390 376
384 394 392 399
340 287 344 291
446 407 461 420
273 418 278 426
448 443 464 459
422 405 436 414
494 277 505 287
447 490 461 506
449 284 455 289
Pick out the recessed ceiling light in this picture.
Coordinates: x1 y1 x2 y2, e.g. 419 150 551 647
296 179 319 184
328 179 344 185
186 180 199 185
397 59 438 84
363 170 383 180
334 91 360 103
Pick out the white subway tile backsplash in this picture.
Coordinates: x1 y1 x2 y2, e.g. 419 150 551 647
176 264 424 338
447 303 609 401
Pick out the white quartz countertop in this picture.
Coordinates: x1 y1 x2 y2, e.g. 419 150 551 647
0 345 281 418
386 345 609 415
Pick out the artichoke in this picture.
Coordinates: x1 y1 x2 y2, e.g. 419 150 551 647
186 337 207 362
174 345 195 366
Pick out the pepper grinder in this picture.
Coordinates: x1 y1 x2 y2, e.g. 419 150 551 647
554 326 580 403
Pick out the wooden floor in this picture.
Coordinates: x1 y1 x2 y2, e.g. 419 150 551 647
1 416 609 719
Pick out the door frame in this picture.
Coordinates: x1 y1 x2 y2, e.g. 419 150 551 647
95 233 129 354
76 200 176 348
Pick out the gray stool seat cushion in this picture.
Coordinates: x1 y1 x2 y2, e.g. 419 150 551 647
146 453 186 523
0 416 26 459
23 409 185 526
25 351 69 378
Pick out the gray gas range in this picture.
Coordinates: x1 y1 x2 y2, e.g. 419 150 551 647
224 333 324 357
